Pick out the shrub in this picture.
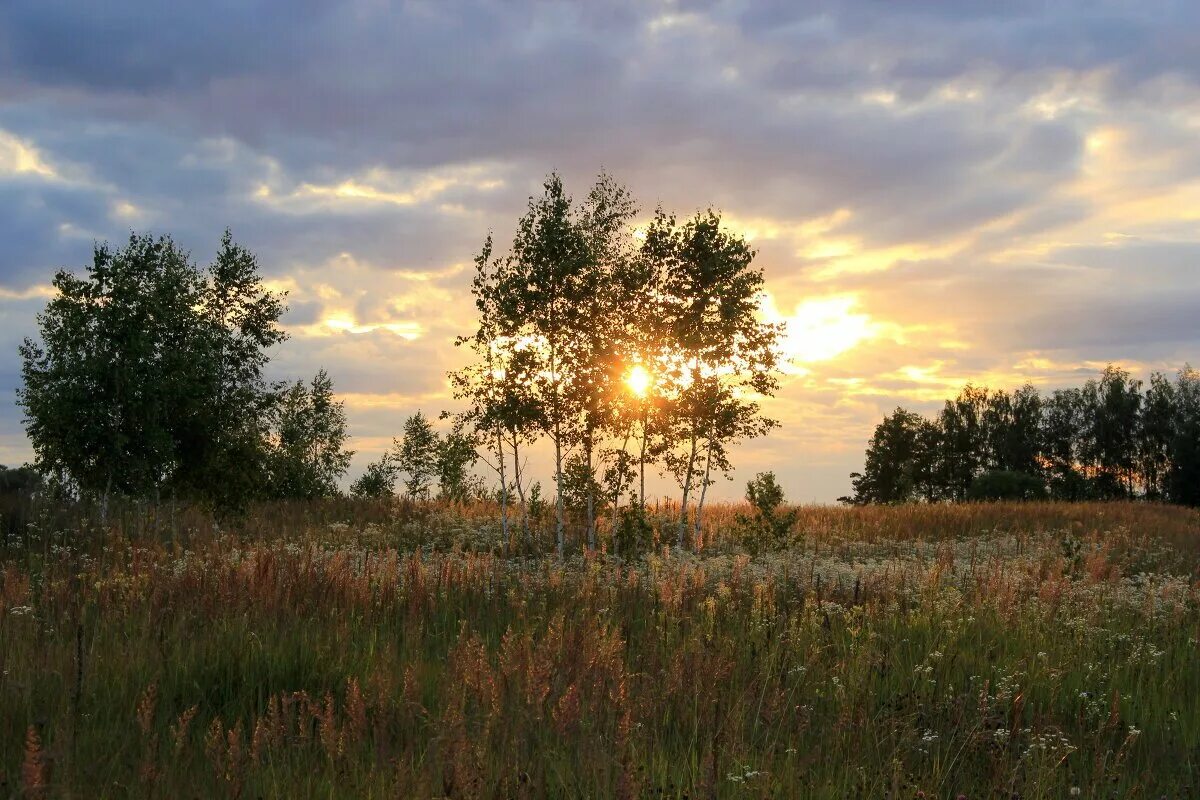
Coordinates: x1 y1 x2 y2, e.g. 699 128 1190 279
738 471 799 552
967 470 1048 501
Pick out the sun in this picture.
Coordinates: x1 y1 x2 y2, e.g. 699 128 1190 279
625 364 652 397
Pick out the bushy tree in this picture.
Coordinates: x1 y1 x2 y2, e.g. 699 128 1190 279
842 409 928 505
0 465 41 496
350 455 399 499
845 364 1200 508
448 172 784 554
18 232 286 509
647 209 782 546
266 370 353 499
739 471 799 551
967 470 1047 501
436 422 482 503
394 412 439 499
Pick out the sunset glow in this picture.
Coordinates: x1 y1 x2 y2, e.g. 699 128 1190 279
770 295 880 367
0 2 1197 504
625 364 652 398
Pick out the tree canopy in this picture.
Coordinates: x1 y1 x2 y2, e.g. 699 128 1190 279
843 365 1200 507
18 232 351 509
447 171 784 554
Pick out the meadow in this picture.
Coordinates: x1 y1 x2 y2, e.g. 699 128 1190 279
1 499 1198 798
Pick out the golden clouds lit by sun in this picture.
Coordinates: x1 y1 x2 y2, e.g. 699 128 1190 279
765 294 881 370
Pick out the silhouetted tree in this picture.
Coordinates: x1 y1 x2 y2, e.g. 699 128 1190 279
18 232 286 510
1040 387 1089 500
1138 372 1176 500
845 365 1200 507
350 455 399 499
650 209 782 547
1167 367 1200 507
266 370 353 499
841 408 926 504
1080 366 1142 497
394 412 439 499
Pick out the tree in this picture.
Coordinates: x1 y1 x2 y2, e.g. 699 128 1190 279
17 232 287 509
1167 367 1200 507
937 385 989 500
967 470 1047 501
1040 387 1089 500
841 408 927 504
567 174 639 548
394 412 439 499
450 235 546 545
1080 365 1142 498
845 365 1200 508
266 370 353 499
449 172 785 551
983 384 1043 477
350 455 400 499
739 471 799 551
436 422 482 503
649 209 783 547
490 174 594 557
0 465 41 496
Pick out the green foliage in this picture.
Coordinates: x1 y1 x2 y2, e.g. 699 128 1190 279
447 172 784 555
842 408 930 505
0 464 41 495
349 456 399 499
846 365 1200 508
612 502 654 558
435 423 483 503
266 370 353 500
967 470 1048 501
393 412 439 499
738 471 799 551
646 209 783 546
17 231 287 509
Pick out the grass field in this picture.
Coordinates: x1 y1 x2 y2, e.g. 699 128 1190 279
2 499 1199 798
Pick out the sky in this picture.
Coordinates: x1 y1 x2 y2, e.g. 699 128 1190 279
1 1 1198 503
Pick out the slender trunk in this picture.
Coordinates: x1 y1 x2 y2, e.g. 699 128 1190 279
638 406 648 514
694 435 716 543
511 433 530 543
554 428 564 558
496 423 509 551
101 471 113 526
678 424 699 550
612 429 631 511
585 436 595 550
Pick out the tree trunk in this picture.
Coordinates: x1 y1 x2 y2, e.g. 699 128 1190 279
496 424 509 551
585 436 596 550
638 406 648 514
678 425 699 550
511 433 530 545
550 342 566 558
693 436 716 543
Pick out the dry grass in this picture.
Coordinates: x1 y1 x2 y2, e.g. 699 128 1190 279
0 498 1198 797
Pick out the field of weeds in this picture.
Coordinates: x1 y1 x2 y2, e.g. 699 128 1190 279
1 499 1199 798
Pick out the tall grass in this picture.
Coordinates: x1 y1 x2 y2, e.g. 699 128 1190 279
1 499 1198 797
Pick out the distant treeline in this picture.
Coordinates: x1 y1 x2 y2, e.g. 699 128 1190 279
842 365 1200 507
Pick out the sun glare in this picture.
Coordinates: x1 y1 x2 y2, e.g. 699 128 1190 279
625 364 652 397
770 294 879 369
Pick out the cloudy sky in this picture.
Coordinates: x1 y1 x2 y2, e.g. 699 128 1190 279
2 1 1198 502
